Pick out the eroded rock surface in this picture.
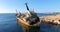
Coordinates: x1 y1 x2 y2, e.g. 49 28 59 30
40 15 60 24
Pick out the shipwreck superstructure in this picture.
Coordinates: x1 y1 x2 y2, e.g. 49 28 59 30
16 3 40 32
16 3 40 28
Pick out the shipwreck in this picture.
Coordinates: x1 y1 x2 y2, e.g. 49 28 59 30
16 3 40 32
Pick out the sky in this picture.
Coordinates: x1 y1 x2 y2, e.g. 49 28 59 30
0 0 60 13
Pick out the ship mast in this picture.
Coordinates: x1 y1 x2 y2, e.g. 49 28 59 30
25 3 29 11
25 3 32 15
25 3 34 13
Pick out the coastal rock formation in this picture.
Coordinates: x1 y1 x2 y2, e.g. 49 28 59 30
40 15 60 25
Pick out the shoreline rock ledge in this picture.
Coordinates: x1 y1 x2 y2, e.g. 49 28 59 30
39 15 60 25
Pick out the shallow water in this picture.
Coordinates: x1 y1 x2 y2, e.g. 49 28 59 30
0 13 60 32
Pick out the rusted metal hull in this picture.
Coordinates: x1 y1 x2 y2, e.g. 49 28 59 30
17 18 40 27
16 18 40 32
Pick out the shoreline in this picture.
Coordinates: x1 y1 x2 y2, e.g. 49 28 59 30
39 14 60 25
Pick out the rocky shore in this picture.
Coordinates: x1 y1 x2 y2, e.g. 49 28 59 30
40 15 60 25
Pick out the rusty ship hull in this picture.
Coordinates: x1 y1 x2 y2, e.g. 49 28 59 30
16 3 40 28
16 17 40 32
17 17 40 28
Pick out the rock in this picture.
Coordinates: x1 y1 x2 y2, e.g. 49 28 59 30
39 15 60 25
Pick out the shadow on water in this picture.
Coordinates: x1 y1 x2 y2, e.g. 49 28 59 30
22 26 40 32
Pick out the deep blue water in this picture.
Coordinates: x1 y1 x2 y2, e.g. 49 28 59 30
0 13 60 32
0 13 22 32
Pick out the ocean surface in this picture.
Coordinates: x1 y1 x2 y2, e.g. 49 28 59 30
0 13 60 32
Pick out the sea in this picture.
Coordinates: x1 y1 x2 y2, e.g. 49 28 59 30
0 13 60 32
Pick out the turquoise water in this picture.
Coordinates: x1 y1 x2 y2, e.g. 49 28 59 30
0 13 60 32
